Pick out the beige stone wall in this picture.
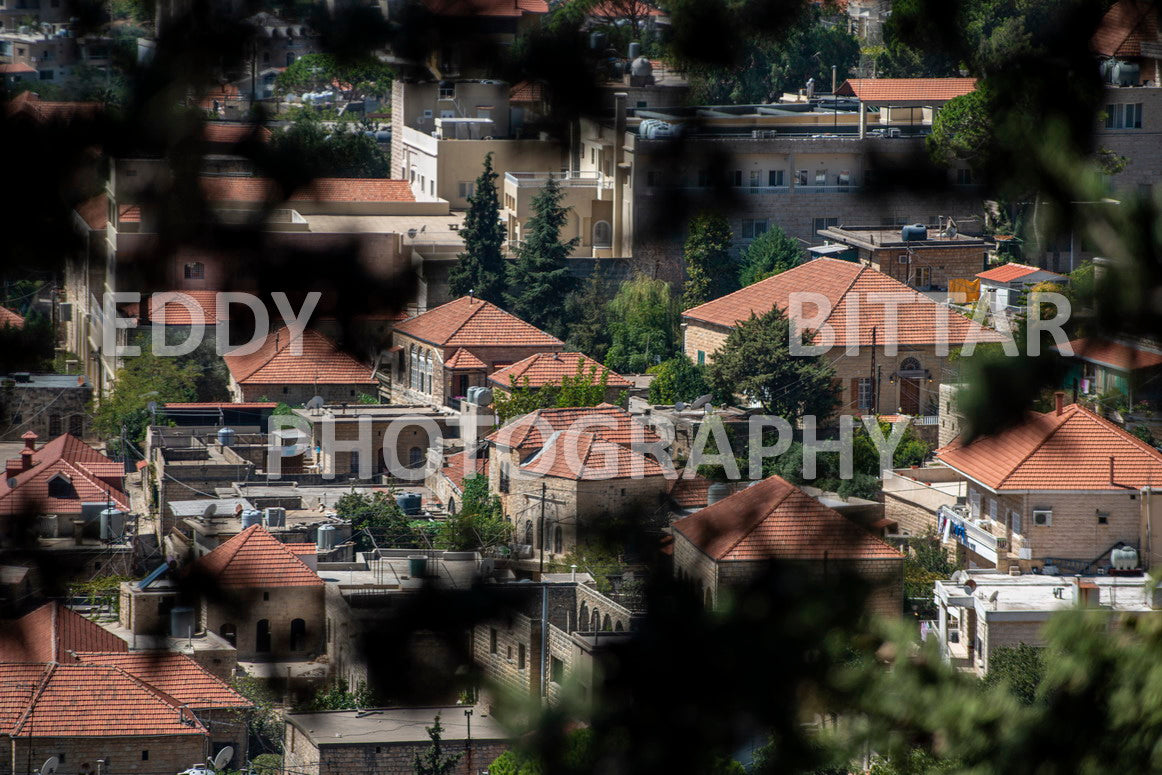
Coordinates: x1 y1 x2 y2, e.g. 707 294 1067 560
5 734 206 775
201 585 324 661
979 618 1048 675
865 244 987 290
472 614 541 700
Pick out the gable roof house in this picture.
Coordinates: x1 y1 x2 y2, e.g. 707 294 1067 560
975 262 1068 317
186 525 325 661
1051 337 1162 407
390 296 564 409
682 257 1006 418
488 351 633 407
222 326 378 404
932 394 1162 573
671 475 904 616
0 601 127 663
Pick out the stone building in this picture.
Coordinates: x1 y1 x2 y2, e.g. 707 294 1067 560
816 223 989 291
975 262 1068 317
0 374 92 441
681 257 1006 417
283 706 510 775
390 296 564 409
0 601 127 662
488 351 633 406
671 475 904 618
190 524 325 661
224 327 378 404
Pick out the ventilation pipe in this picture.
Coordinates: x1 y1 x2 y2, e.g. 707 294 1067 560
1055 390 1065 416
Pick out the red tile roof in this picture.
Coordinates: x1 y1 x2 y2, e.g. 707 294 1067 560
683 257 1004 348
4 91 102 122
75 192 108 230
488 405 660 450
508 81 545 103
200 176 414 203
144 291 226 326
587 0 667 18
0 663 206 737
0 63 37 74
0 434 128 516
164 402 279 409
118 203 141 222
73 652 251 710
1092 0 1160 58
441 449 488 492
836 78 977 103
520 428 667 480
672 475 903 561
937 403 1162 491
445 347 488 371
204 122 273 144
975 262 1056 283
0 602 127 663
423 0 548 16
0 305 25 329
667 475 746 510
395 296 563 349
223 327 376 386
0 664 46 732
489 352 632 390
284 543 317 556
1054 338 1162 371
192 524 323 587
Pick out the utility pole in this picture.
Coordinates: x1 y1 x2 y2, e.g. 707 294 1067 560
870 327 878 414
538 481 546 574
464 708 473 775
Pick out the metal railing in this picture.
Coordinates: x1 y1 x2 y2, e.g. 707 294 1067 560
505 170 611 188
938 504 1001 564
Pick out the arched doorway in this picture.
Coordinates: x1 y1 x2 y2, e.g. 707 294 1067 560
898 357 922 414
220 623 237 647
256 619 271 653
290 618 306 651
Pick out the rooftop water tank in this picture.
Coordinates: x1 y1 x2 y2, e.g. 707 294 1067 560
1111 545 1139 570
396 492 423 516
241 509 263 529
99 508 125 541
628 41 641 60
901 224 928 241
408 555 428 578
217 427 236 447
170 606 195 639
589 30 606 50
316 523 336 551
263 507 286 528
630 56 653 78
707 482 731 505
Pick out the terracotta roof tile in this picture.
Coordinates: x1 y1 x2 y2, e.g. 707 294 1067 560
489 352 632 389
223 327 375 386
0 306 25 329
0 664 46 732
75 192 108 230
73 652 251 710
145 291 226 326
423 0 548 16
445 348 488 370
1054 338 1162 371
672 475 903 561
976 262 1052 283
0 602 127 663
118 204 141 222
284 543 317 555
204 122 273 143
0 434 129 516
683 257 1004 348
192 524 323 587
0 663 206 737
508 81 544 103
0 63 37 74
4 91 102 122
1092 0 1160 57
487 405 660 450
520 429 667 480
200 176 414 203
937 403 1162 491
441 449 488 492
835 78 977 102
395 296 563 349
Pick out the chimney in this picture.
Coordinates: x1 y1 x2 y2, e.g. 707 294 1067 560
20 449 34 471
1054 391 1065 416
22 431 37 450
5 459 21 480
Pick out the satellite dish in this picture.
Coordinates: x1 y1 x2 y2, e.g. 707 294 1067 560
690 394 713 410
988 590 1000 603
41 757 59 775
306 396 325 414
211 747 234 771
202 503 217 519
950 569 968 585
673 401 686 411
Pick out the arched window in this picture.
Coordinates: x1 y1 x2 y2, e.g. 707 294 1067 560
591 609 600 631
523 521 534 545
593 220 612 247
220 623 237 646
448 496 456 514
579 603 589 629
48 414 62 436
290 618 306 651
256 619 271 652
409 447 424 468
900 357 921 373
615 620 624 632
68 414 83 437
553 523 563 554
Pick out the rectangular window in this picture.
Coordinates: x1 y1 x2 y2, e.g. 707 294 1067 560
837 170 851 187
956 168 973 185
731 170 743 186
768 169 784 187
740 219 768 239
749 169 761 187
812 217 838 233
142 751 149 761
696 350 705 365
438 83 454 99
1105 103 1144 129
458 181 475 199
814 169 827 186
500 462 511 493
518 643 526 669
795 169 808 186
550 656 564 684
40 70 54 80
647 170 662 187
969 489 981 517
857 377 873 410
1097 511 1109 525
489 628 498 654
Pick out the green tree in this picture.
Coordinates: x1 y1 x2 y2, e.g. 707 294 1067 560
647 355 709 404
91 350 200 452
504 176 579 338
269 114 390 178
682 212 736 308
437 475 511 550
564 266 612 362
448 153 508 305
275 53 394 101
604 275 680 373
413 714 462 775
556 361 612 408
983 643 1046 706
336 491 414 549
298 679 377 711
706 306 838 421
493 376 553 423
927 89 994 171
738 225 803 286
232 676 284 754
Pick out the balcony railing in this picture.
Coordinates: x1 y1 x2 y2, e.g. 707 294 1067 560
505 170 611 189
938 504 1001 565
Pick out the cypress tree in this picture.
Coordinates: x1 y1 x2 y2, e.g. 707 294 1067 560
448 153 507 305
504 175 579 337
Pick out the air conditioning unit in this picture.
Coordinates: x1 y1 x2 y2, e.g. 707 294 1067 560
1032 509 1052 527
897 254 911 264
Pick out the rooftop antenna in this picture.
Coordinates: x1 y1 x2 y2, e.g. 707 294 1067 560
690 394 712 410
41 757 59 775
211 747 234 771
201 503 217 522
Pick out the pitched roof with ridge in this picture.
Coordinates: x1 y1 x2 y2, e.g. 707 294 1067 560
487 405 660 450
0 434 129 516
0 305 25 329
445 348 488 371
672 475 902 561
1092 0 1160 58
441 449 488 492
682 257 1004 348
835 78 977 103
0 601 127 663
73 652 251 710
520 428 667 480
192 524 323 587
223 327 375 386
200 176 414 203
0 663 207 737
203 122 273 144
936 402 1162 491
394 296 563 349
143 291 226 326
976 262 1061 283
1053 338 1162 372
489 351 632 389
75 192 108 230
